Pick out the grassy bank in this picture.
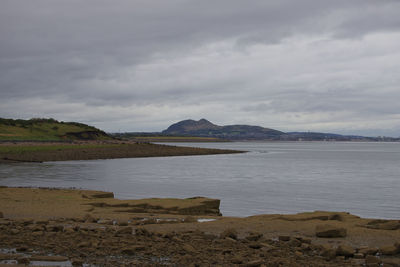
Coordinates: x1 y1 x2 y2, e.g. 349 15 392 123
0 142 244 162
0 118 111 141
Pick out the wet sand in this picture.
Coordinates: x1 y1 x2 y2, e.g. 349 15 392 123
0 187 399 266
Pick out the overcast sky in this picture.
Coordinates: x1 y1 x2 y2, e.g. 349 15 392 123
1 0 400 136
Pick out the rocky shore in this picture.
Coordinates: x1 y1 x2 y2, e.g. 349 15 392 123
0 141 244 163
0 187 399 266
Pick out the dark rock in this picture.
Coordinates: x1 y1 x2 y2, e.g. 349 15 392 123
249 242 262 249
135 227 152 236
329 214 344 221
71 258 84 267
30 255 69 261
17 257 30 264
90 192 114 198
315 224 347 238
0 211 3 218
231 256 243 264
278 235 290 241
121 246 146 255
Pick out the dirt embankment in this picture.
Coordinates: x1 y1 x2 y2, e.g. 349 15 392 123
0 187 399 266
0 141 244 163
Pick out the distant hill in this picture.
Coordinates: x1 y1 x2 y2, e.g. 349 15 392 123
0 118 112 141
162 119 284 140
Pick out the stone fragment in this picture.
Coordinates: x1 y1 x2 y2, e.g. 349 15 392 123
220 228 237 240
278 235 290 241
245 232 263 241
249 242 262 249
17 257 30 264
135 227 151 236
231 256 243 264
115 226 132 235
83 214 97 223
315 224 347 238
183 216 197 223
336 245 355 257
380 244 400 255
30 255 69 261
320 244 336 260
182 244 196 254
358 246 378 255
10 229 20 235
295 251 303 257
378 221 400 230
71 258 84 267
32 231 43 236
365 255 381 266
354 253 364 259
91 192 114 198
289 238 302 247
242 260 263 267
121 246 146 255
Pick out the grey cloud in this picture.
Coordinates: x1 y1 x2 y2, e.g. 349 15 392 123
1 0 400 135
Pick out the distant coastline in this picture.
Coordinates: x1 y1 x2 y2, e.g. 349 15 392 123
113 118 400 142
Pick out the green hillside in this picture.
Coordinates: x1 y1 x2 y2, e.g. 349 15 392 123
0 118 112 141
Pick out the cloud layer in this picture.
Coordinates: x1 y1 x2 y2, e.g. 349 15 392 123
1 0 400 136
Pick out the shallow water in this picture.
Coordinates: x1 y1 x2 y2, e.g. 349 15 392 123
0 142 399 219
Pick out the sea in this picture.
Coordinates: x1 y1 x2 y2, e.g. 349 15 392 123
0 142 399 219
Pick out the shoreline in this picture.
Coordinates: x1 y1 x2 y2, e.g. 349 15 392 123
0 141 244 163
0 187 399 266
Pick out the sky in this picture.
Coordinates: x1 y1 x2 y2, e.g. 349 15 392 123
1 0 400 137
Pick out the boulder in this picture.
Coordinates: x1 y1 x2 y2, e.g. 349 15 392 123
336 245 355 257
316 224 347 238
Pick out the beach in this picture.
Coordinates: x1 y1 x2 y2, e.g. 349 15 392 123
0 187 399 266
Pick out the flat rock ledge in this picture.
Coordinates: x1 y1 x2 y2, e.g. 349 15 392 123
315 224 347 238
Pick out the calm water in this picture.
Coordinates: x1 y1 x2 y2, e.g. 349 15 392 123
0 142 399 219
